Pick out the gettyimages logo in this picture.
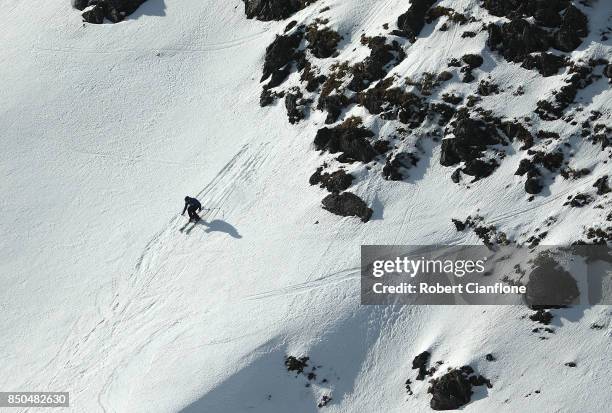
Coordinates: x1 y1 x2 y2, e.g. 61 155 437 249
361 245 612 305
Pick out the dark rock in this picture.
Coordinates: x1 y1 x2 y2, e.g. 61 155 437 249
306 26 341 58
437 71 453 81
243 0 315 21
82 4 105 24
317 94 348 124
285 355 309 373
529 309 553 325
321 192 373 222
382 152 419 180
565 193 593 208
396 0 436 41
488 20 551 63
348 37 405 92
311 169 354 192
462 70 475 83
462 54 483 69
525 255 579 307
515 158 536 176
553 6 588 52
72 0 90 10
79 0 148 24
261 32 303 82
462 159 498 180
314 126 377 163
440 115 502 167
477 80 499 96
525 177 543 194
593 175 611 195
501 121 534 149
451 168 462 183
285 88 304 124
452 219 466 231
428 369 473 410
372 139 390 154
412 351 431 381
317 395 332 408
357 85 427 127
521 53 567 77
267 66 291 89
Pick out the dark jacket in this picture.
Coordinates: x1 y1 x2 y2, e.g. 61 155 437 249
182 197 202 214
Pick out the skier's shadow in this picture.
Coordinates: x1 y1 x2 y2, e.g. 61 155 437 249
184 219 242 239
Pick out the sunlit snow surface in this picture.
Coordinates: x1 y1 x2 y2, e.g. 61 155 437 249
1 0 611 412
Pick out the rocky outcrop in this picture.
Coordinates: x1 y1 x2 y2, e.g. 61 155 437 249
521 53 567 77
321 192 373 222
524 255 579 307
488 19 551 63
314 126 377 163
428 369 473 410
395 0 436 41
484 1 588 70
243 0 316 21
305 25 341 58
73 0 148 23
310 168 353 192
261 31 303 85
440 114 502 170
348 37 405 92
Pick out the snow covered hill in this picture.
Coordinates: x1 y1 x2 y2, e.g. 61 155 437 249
1 0 611 412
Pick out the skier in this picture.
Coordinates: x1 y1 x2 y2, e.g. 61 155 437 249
182 196 202 222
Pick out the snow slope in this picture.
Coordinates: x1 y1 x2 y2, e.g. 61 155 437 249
1 0 611 412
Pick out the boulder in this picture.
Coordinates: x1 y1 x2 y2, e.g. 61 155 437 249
521 53 567 77
428 370 473 410
82 4 105 24
488 19 551 63
396 0 436 41
524 255 579 307
243 0 315 21
79 0 147 23
593 175 611 195
321 192 373 222
261 32 303 82
72 0 90 10
314 126 377 163
553 5 588 52
305 26 341 58
462 54 483 69
525 177 543 194
285 89 304 124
